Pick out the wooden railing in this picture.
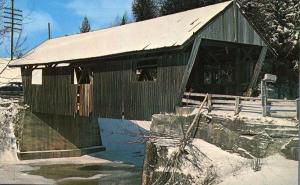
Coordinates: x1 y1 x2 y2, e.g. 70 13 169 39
182 92 298 118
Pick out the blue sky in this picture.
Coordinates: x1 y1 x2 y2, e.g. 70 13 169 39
0 0 133 57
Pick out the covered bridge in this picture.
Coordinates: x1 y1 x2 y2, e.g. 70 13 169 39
10 1 271 121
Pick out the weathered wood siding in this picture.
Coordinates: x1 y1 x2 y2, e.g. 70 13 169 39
93 51 190 120
22 67 77 116
21 51 190 120
198 4 266 46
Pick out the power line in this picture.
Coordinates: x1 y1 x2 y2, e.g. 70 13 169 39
3 0 23 60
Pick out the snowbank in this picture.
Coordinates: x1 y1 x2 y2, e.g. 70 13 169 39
148 137 298 185
191 139 298 185
0 98 22 163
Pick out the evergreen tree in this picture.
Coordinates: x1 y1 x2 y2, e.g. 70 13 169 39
238 0 300 98
132 0 158 22
80 16 91 33
158 0 226 16
120 12 129 25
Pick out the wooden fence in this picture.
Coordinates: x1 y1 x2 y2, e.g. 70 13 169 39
182 92 298 119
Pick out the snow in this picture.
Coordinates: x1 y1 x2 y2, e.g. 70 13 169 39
190 107 298 127
0 58 21 87
0 154 112 184
192 139 247 180
10 1 233 66
186 139 297 185
0 98 20 163
154 138 298 185
218 154 298 185
0 164 55 184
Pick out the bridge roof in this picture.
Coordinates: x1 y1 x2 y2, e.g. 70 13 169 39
10 1 233 67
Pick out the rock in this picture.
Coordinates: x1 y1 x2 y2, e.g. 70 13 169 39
151 114 194 138
175 106 196 116
281 138 298 161
233 146 254 159
235 134 273 158
265 128 298 138
208 124 239 150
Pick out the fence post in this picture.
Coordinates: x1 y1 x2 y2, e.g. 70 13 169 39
297 99 299 120
234 97 240 115
207 94 212 112
261 80 267 117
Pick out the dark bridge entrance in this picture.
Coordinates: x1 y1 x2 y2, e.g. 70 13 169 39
186 39 263 96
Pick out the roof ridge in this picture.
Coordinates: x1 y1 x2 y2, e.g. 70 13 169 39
47 1 233 41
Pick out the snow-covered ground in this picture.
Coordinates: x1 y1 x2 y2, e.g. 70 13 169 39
219 154 298 185
155 138 298 185
191 108 298 127
193 139 298 185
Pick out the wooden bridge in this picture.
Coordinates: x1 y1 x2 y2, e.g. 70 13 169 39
182 92 299 119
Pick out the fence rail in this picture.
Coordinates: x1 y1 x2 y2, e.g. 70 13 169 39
182 92 298 119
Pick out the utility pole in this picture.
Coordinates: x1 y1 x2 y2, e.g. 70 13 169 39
3 0 23 60
48 22 51 40
10 0 14 61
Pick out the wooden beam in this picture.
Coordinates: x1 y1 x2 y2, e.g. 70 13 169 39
241 47 254 62
177 36 202 105
245 46 268 96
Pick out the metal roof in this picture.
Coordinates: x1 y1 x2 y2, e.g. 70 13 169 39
10 1 233 66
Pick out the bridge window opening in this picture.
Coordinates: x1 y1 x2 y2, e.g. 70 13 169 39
135 60 157 81
31 69 43 85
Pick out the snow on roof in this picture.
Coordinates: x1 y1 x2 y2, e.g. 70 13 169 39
10 1 232 66
0 58 21 86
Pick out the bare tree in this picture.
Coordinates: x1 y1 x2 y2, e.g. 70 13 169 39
0 0 8 43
